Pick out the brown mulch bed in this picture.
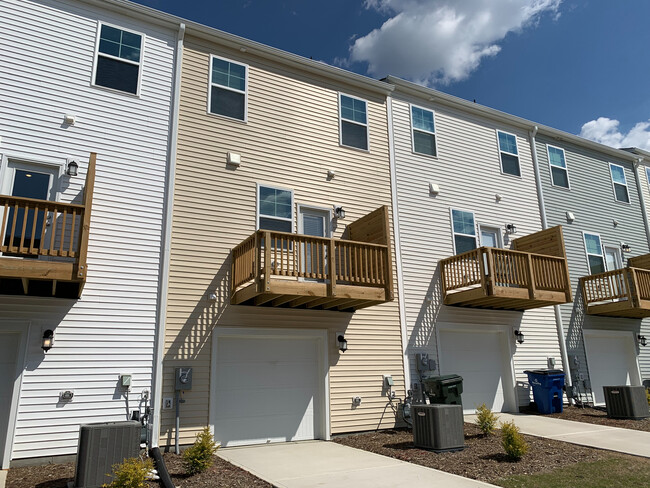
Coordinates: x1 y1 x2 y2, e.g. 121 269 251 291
333 423 639 484
524 405 650 432
6 454 271 488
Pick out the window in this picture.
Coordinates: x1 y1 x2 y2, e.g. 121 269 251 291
339 94 368 150
257 185 293 232
583 232 605 275
209 56 247 120
93 24 143 95
609 163 630 203
497 131 520 176
646 166 650 189
411 105 437 156
451 209 477 254
547 145 569 188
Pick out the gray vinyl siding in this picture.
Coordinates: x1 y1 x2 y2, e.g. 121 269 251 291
535 136 650 389
0 0 176 459
390 94 561 408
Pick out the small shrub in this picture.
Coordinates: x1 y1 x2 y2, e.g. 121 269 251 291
183 427 219 475
646 388 650 407
103 456 154 488
500 420 528 461
474 403 499 435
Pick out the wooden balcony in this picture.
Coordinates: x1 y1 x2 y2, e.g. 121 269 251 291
581 254 650 318
230 206 394 312
440 226 572 311
0 153 95 298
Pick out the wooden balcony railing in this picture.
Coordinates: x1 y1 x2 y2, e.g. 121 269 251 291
440 246 571 310
230 207 394 312
581 267 650 318
0 153 95 298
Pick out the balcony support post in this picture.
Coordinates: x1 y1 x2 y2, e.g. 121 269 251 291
263 231 272 292
327 238 336 297
485 248 496 295
628 268 640 307
526 253 537 299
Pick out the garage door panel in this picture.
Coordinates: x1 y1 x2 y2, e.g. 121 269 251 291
218 337 318 362
216 361 318 389
215 391 315 418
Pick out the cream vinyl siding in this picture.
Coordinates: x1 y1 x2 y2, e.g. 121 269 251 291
390 95 560 407
0 0 175 459
163 37 403 445
536 138 650 388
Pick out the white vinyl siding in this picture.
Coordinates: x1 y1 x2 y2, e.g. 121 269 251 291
208 55 247 121
609 163 630 203
410 105 437 157
0 0 176 460
339 94 368 150
547 145 570 188
497 130 520 176
92 23 144 95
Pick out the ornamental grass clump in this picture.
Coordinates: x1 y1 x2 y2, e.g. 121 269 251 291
500 420 529 461
474 403 499 436
103 456 154 488
183 427 219 475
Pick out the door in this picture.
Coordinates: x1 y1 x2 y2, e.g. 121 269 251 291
1 161 59 254
298 206 331 278
604 246 625 295
479 226 501 248
0 331 21 468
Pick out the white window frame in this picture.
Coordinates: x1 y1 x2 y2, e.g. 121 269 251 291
338 93 369 151
547 144 571 189
409 104 438 158
207 54 248 122
609 163 630 204
450 208 477 255
479 224 503 248
256 183 294 233
91 22 145 97
582 231 605 275
496 130 521 177
645 166 650 190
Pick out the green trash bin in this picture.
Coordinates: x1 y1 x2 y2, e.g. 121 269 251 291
422 374 464 406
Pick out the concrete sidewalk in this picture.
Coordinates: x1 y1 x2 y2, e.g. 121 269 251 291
466 413 650 458
219 440 499 488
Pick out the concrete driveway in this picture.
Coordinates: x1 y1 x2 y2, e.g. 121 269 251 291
466 413 650 458
219 440 499 488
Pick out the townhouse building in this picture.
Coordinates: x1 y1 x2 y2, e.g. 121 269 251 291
0 0 179 466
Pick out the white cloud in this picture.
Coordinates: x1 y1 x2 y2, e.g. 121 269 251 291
347 0 561 85
579 117 650 151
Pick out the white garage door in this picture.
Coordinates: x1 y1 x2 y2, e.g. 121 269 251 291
439 329 511 414
584 330 641 405
0 332 20 469
213 332 324 447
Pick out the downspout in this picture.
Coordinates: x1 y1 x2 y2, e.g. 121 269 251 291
386 95 412 395
528 125 574 396
632 157 650 250
152 22 185 448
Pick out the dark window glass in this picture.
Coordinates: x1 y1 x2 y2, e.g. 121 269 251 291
588 255 606 275
551 167 569 188
95 56 139 94
341 121 368 150
501 153 521 176
413 131 436 156
210 86 245 120
614 183 630 203
4 170 50 251
259 217 291 233
454 235 476 254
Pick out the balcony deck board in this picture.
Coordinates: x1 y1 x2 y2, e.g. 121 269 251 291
581 264 650 319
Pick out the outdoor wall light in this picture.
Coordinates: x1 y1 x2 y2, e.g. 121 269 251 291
333 205 346 219
66 159 79 177
42 329 54 352
505 223 517 235
513 330 525 344
337 334 348 352
638 335 647 347
327 169 336 179
621 243 631 253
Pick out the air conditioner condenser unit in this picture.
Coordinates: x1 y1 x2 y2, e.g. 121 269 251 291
412 404 464 452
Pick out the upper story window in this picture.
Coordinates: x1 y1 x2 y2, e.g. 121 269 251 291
257 185 293 233
497 131 520 176
583 232 605 275
646 167 650 189
547 145 570 188
93 24 143 95
209 56 247 121
451 209 477 255
411 105 437 157
609 163 630 203
339 94 368 150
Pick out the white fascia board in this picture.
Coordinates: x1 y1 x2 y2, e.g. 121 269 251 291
77 0 395 97
385 75 640 164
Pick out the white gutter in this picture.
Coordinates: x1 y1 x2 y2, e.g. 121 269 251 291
528 126 573 394
151 22 185 448
632 157 650 249
386 96 411 395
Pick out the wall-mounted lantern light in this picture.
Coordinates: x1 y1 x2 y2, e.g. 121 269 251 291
333 205 346 219
337 334 348 352
66 159 79 177
505 223 517 235
513 329 525 344
42 329 54 352
621 243 631 253
638 335 647 347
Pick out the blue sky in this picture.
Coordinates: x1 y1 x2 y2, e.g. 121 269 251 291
132 0 650 149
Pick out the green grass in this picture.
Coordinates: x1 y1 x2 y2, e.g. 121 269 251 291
497 457 650 488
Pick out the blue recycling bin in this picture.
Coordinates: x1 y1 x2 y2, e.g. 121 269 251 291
525 369 565 414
